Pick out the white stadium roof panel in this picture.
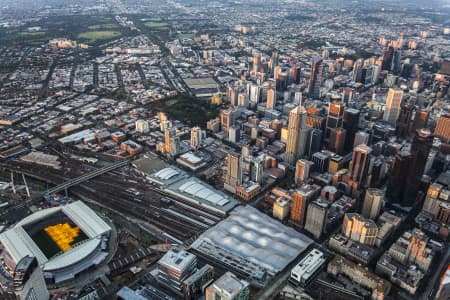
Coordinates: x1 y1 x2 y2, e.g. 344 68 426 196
0 201 111 269
43 238 102 271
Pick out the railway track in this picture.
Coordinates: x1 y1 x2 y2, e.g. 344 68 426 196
1 160 212 241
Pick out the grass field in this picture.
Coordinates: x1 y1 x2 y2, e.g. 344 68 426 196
177 33 194 40
144 21 169 30
18 31 47 36
77 30 121 43
88 23 119 30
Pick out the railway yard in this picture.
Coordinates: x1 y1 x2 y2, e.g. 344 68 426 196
0 155 219 243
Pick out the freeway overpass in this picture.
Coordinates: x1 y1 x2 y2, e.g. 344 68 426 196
48 160 129 194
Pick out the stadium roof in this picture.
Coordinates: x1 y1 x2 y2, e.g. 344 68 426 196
0 201 111 269
190 206 313 277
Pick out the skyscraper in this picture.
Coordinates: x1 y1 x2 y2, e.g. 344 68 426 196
362 188 383 220
306 128 323 158
285 106 307 164
291 184 318 225
403 129 433 204
352 59 364 83
354 131 370 148
326 102 344 139
345 144 372 195
266 88 276 110
342 87 353 105
434 114 450 143
391 49 402 74
342 213 378 246
343 108 360 153
386 149 413 203
165 127 178 155
395 102 415 139
252 52 261 74
329 128 346 155
382 45 394 71
308 56 323 99
304 198 329 239
412 110 429 133
383 88 404 126
365 64 381 85
190 126 203 149
295 159 314 184
225 152 242 191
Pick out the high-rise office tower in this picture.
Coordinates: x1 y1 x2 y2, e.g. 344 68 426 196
249 84 261 105
434 114 450 143
352 59 364 83
165 127 177 153
383 88 404 126
228 125 240 143
266 88 276 110
328 154 344 174
252 52 261 73
250 156 264 184
386 149 413 203
365 64 381 85
405 229 428 267
342 87 353 105
225 152 242 190
403 129 433 204
329 128 346 155
343 108 360 153
269 50 279 72
412 110 429 133
289 63 301 84
227 86 239 107
308 56 323 99
354 131 370 148
326 102 344 139
342 213 378 247
237 92 247 107
346 144 372 194
362 188 383 220
304 198 329 239
395 102 415 139
391 49 402 74
291 184 318 225
312 151 331 173
190 126 203 149
220 108 238 132
306 128 322 158
285 106 307 164
382 45 394 71
295 159 314 184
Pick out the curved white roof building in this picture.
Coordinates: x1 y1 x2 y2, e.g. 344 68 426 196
0 201 111 284
148 167 238 215
190 206 313 282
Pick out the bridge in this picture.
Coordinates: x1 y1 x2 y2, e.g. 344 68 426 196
48 160 129 194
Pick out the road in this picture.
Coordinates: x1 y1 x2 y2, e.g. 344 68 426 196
420 245 450 300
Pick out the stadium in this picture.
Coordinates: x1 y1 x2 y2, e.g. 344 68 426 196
0 201 111 284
